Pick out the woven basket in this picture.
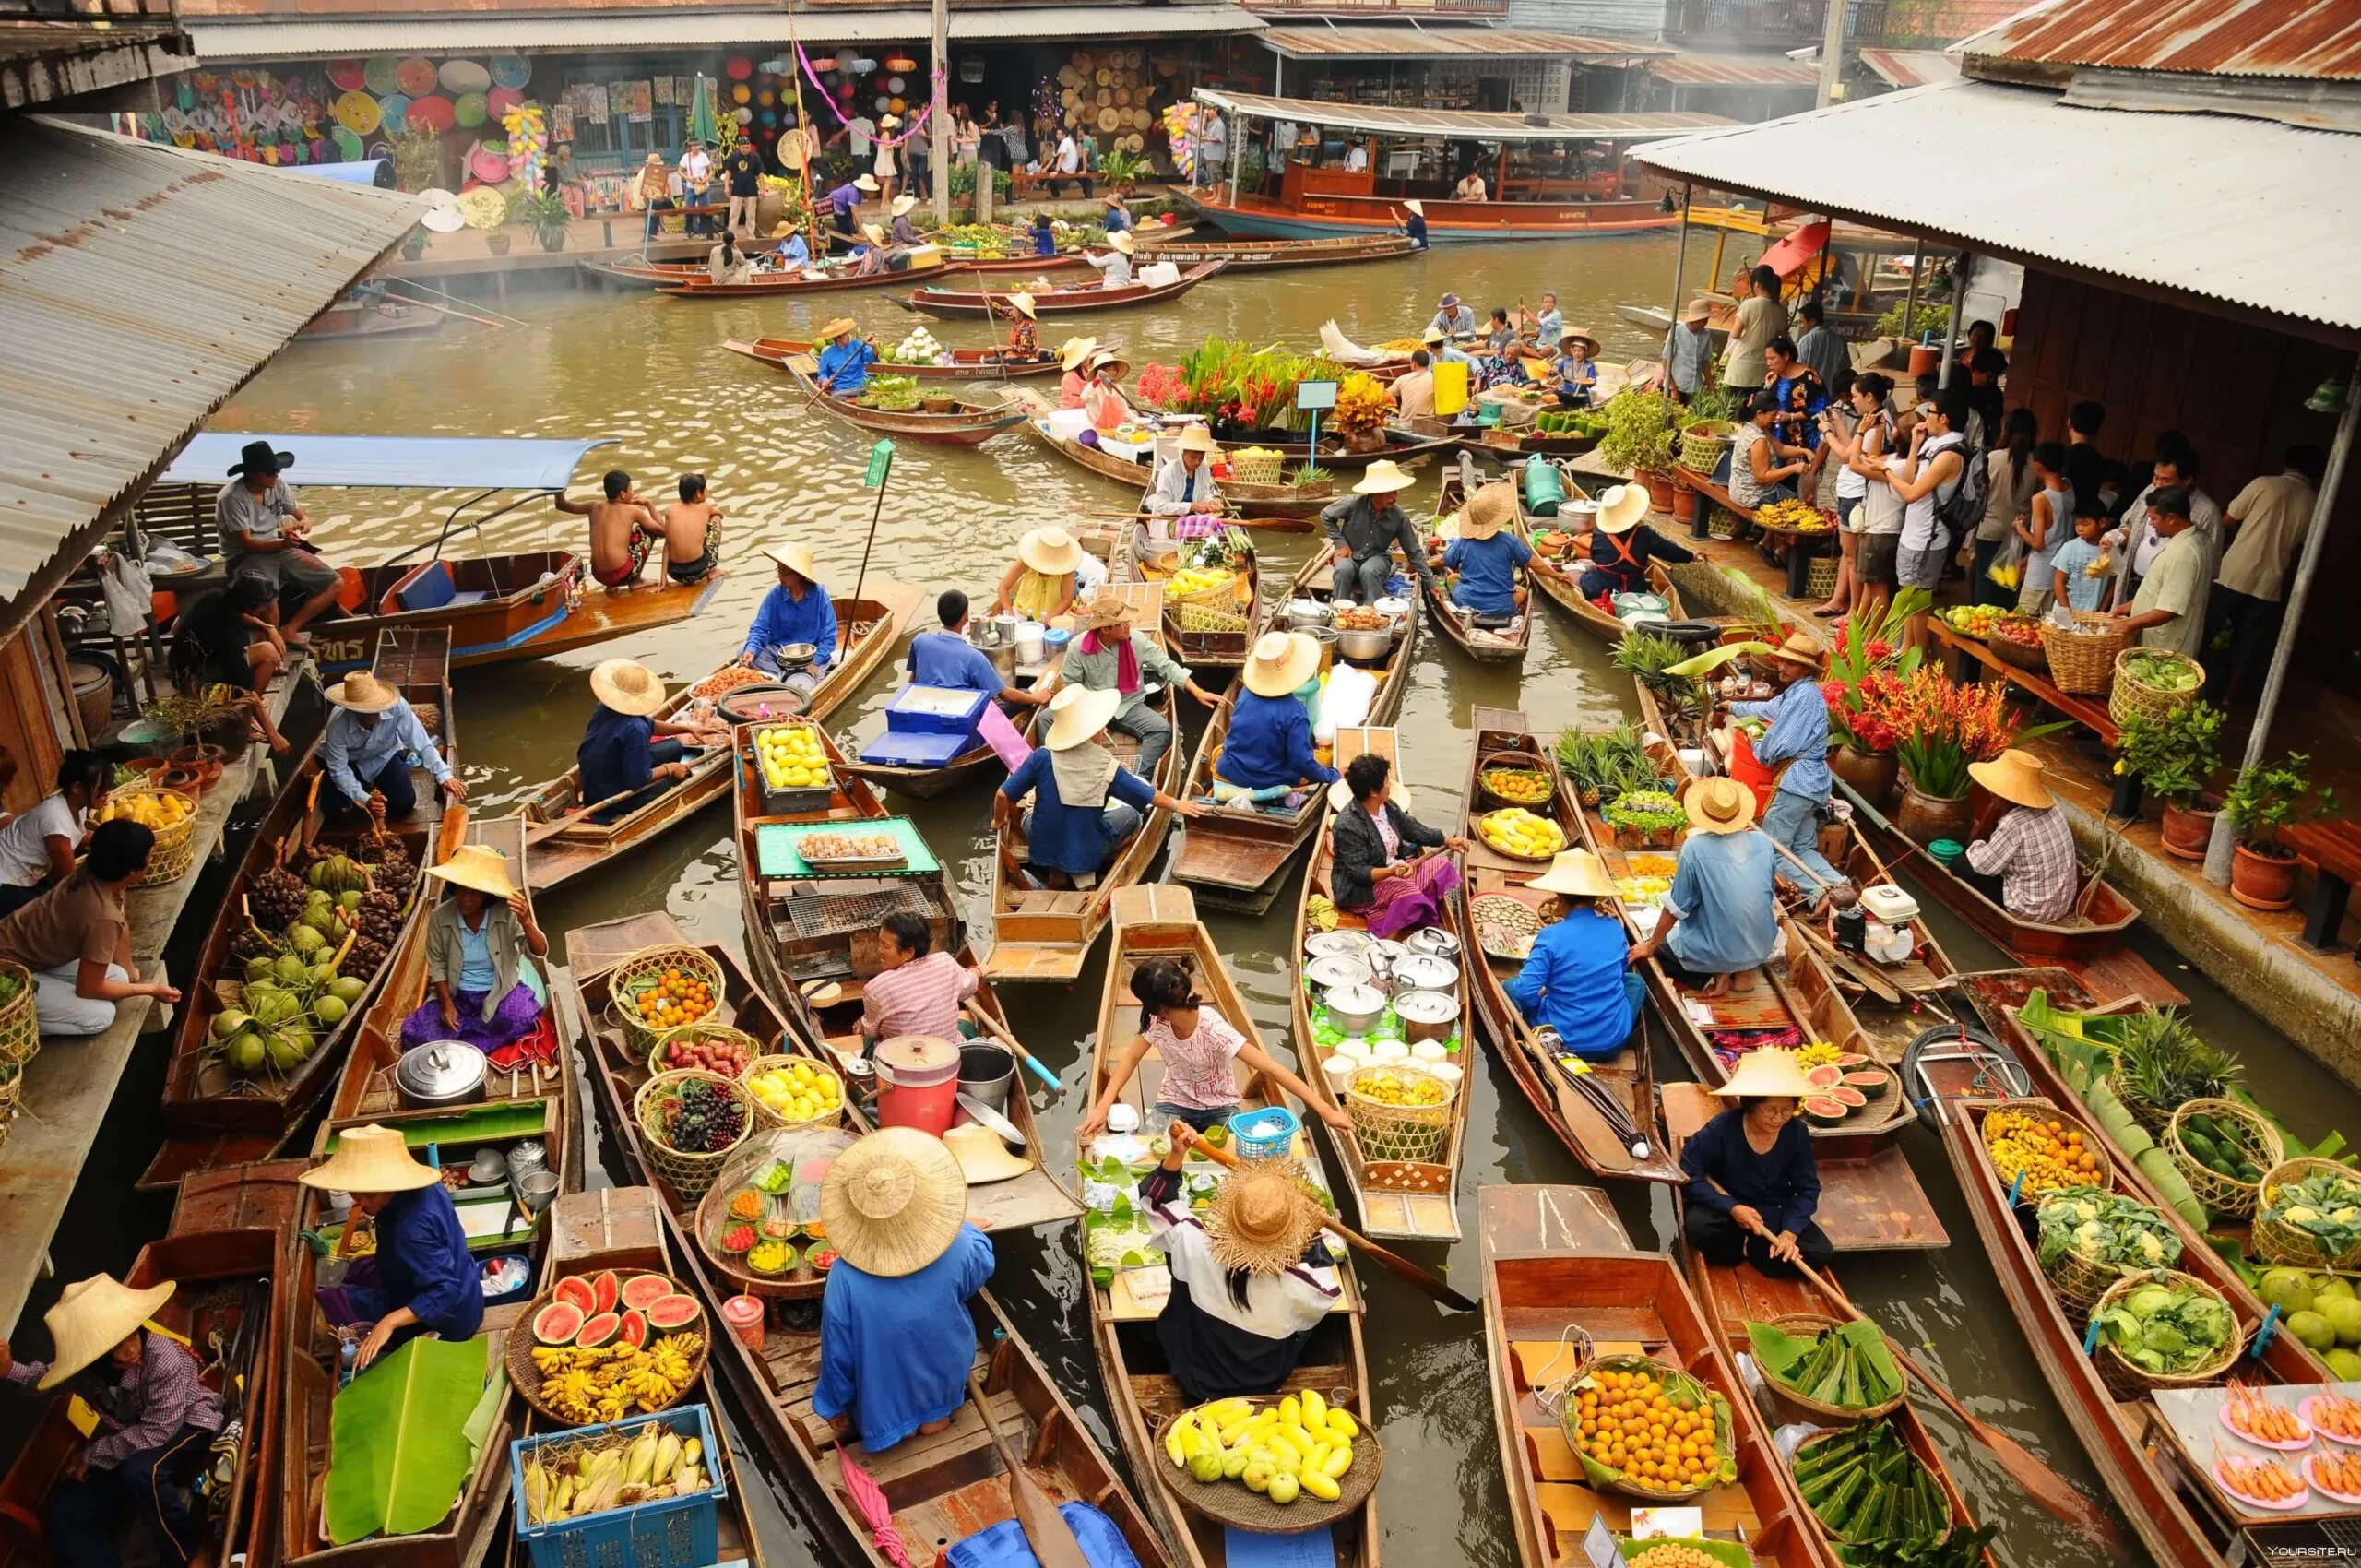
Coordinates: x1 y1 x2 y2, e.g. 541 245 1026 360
0 962 36 1070
2107 648 2204 730
2089 1268 2246 1399
2101 1067 2176 1135
1229 450 1282 485
1176 602 1250 636
506 1271 710 1426
1172 570 1245 612
1706 505 1743 540
1754 1313 1905 1426
1152 1395 1382 1534
1979 1098 2115 1197
1344 1064 1454 1166
633 1069 753 1201
604 945 726 1057
2255 1156 2361 1271
0 1059 18 1155
106 783 199 887
1569 1355 1738 1503
1987 625 2051 674
1679 422 1737 475
2040 612 2133 695
737 1052 845 1133
1806 554 1839 600
2165 1098 2284 1220
1794 1427 1955 1545
646 1021 761 1077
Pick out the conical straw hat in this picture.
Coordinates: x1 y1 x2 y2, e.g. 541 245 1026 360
299 1123 441 1194
1711 1048 1816 1099
426 842 516 899
35 1274 176 1389
820 1127 968 1277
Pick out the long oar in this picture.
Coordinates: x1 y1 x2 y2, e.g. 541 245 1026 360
1186 1129 1477 1313
967 1372 1091 1568
1793 1259 2124 1550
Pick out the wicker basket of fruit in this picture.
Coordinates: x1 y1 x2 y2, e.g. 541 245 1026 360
605 946 725 1056
97 782 199 886
1344 1064 1455 1166
648 1023 757 1080
1479 766 1555 807
633 1069 751 1201
1987 615 2050 673
1562 1355 1737 1502
2164 1098 2283 1219
1477 807 1565 862
738 1053 845 1132
1979 1099 2111 1197
1228 446 1284 486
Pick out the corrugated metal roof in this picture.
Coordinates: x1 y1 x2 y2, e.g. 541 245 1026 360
1260 25 1664 60
1646 51 1821 86
186 5 1264 58
1637 77 2361 334
160 434 614 491
1859 47 1964 89
0 117 421 605
1960 0 2361 80
1196 86 1731 138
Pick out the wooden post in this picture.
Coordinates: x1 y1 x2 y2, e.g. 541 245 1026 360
931 0 950 226
1665 180 1691 327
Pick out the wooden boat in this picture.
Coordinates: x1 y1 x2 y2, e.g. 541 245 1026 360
1288 728 1476 1239
984 583 1185 984
1513 476 1693 647
519 583 925 892
723 334 1062 382
1001 385 1336 528
1472 422 1601 460
578 256 706 287
1940 1092 2336 1568
555 930 1154 1568
1481 1207 1828 1568
838 696 1037 801
1133 232 1418 271
1182 178 1680 244
776 355 1026 445
1134 525 1261 671
1423 470 1534 667
656 255 968 297
139 629 461 1191
1459 709 1680 1185
901 259 1227 318
0 1161 303 1568
1239 425 1462 472
295 297 445 340
1169 553 1418 914
1086 886 1375 1568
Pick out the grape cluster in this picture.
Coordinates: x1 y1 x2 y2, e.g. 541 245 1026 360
659 1078 743 1154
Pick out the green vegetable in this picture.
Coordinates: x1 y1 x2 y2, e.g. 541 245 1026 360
1552 723 1664 805
2260 1170 2361 1261
2121 651 2201 691
2092 1275 2234 1375
2034 1186 2180 1276
1746 1318 1902 1409
1602 790 1688 834
1794 1420 1953 1553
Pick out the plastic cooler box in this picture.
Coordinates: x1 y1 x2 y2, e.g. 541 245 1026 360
859 684 990 769
511 1402 726 1568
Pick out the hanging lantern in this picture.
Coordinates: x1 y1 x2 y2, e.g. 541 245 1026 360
810 56 838 73
886 76 906 95
873 95 891 113
884 55 919 74
849 57 879 74
889 97 906 115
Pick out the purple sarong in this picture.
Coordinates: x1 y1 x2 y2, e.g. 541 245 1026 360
1358 855 1463 942
400 982 542 1052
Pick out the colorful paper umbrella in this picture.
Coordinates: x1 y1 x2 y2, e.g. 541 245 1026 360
485 85 523 118
404 94 455 131
362 57 398 95
439 59 492 95
731 83 751 104
725 56 753 81
378 92 410 131
333 90 381 135
453 90 488 127
325 60 365 91
332 125 364 160
489 55 532 90
395 57 438 95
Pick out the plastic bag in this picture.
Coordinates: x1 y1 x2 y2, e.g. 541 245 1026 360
1984 529 2025 589
98 548 154 636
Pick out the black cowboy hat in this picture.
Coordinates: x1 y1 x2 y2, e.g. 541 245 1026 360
227 439 293 478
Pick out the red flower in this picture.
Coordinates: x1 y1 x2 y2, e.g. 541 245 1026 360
1867 639 1892 660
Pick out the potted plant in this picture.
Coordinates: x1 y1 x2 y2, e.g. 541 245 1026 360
400 226 429 262
2223 752 2337 909
1865 665 2067 844
386 125 444 194
511 188 573 252
1597 389 1679 512
1330 372 1391 453
2117 701 2225 859
1096 148 1148 193
1818 588 1928 806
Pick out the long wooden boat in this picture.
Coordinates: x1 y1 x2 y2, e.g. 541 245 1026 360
1169 553 1418 915
1136 527 1261 672
555 924 1152 1568
1239 425 1462 472
839 695 1038 801
984 583 1184 984
1459 708 1680 1186
656 255 967 298
295 298 445 341
1133 232 1418 271
0 1161 303 1568
1481 1210 1830 1568
519 583 925 892
1001 385 1336 528
1424 470 1534 667
139 629 459 1191
901 259 1228 318
777 355 1026 445
1513 478 1692 647
1940 1092 2337 1568
724 334 1062 382
1180 185 1679 244
1287 728 1474 1239
1086 885 1376 1568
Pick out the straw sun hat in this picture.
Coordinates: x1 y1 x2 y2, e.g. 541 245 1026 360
1017 527 1084 576
32 1274 177 1390
942 1123 1034 1185
1764 631 1826 674
1204 1158 1326 1276
1528 849 1616 901
820 316 860 341
324 671 400 714
765 540 821 582
1683 296 1715 325
1968 748 2056 810
1712 1048 1817 1099
820 1127 968 1277
1044 684 1122 751
588 659 669 718
852 173 880 193
1560 328 1603 359
1685 776 1758 835
1005 291 1038 319
1058 336 1099 371
1108 231 1135 255
1452 482 1518 542
1175 424 1221 457
890 194 918 217
427 842 516 900
1596 483 1651 535
1243 631 1321 699
1074 589 1131 631
1351 459 1416 496
300 1123 442 1194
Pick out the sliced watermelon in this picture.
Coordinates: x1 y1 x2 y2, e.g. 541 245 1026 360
619 1310 649 1350
1805 1063 1845 1089
575 1312 622 1348
591 1269 622 1316
646 1295 702 1331
531 1302 583 1347
620 1274 672 1313
1844 1070 1889 1094
1802 1097 1848 1120
553 1275 597 1314
1836 1052 1869 1066
1831 1086 1868 1108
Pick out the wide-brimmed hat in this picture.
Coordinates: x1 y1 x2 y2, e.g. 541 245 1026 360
1352 459 1416 496
300 1123 441 1194
1683 296 1715 325
1175 424 1221 457
1058 335 1098 371
1086 349 1131 380
1968 748 2055 810
1044 684 1122 751
1439 292 1461 308
1529 849 1616 901
588 658 669 718
862 222 886 246
1074 589 1131 631
1685 775 1757 836
227 439 293 478
1243 631 1321 698
1204 1158 1326 1276
1420 327 1448 346
820 315 859 340
645 152 665 166
852 173 880 193
1714 1048 1816 1099
324 671 399 714
1108 232 1135 255
1765 631 1825 673
1403 199 1425 217
1005 291 1038 319
880 113 901 129
1560 328 1602 358
820 1127 967 1277
1596 484 1651 535
942 1122 1033 1184
427 842 516 900
33 1274 177 1390
890 194 918 217
1102 191 1126 206
1455 482 1518 541
1017 527 1084 576
765 540 821 583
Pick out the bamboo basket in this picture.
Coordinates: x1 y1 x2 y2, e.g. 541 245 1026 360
0 1057 19 1156
1806 554 1839 600
647 1021 760 1076
1980 1098 2115 1194
107 782 199 887
1170 571 1246 612
2101 1065 2177 1135
0 961 36 1070
1706 505 1743 540
1566 1354 1736 1503
1678 421 1736 475
1754 1313 1905 1426
1344 1064 1454 1166
2254 1156 2361 1270
1987 624 2050 674
2089 1268 2245 1399
604 944 727 1056
2040 612 2133 695
1228 450 1282 485
2035 1193 2164 1319
2164 1098 2284 1219
633 1068 752 1201
737 1052 845 1133
2107 647 2204 729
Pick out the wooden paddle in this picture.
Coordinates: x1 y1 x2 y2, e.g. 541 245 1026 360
967 1371 1092 1568
1793 1258 2125 1549
1184 1128 1477 1313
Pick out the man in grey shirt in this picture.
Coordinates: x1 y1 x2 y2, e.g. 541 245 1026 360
1059 593 1216 778
1663 296 1716 402
216 440 342 644
1323 463 1438 605
1793 298 1849 391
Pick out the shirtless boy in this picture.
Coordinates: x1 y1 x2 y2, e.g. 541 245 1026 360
557 470 662 590
659 474 724 586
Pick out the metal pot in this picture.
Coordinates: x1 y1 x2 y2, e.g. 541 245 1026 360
1284 599 1333 633
396 1041 488 1109
773 641 819 672
1323 982 1387 1037
1389 953 1457 995
1303 930 1373 962
1394 989 1461 1044
1337 624 1394 662
1371 596 1412 621
1364 939 1406 980
1406 927 1463 963
1303 953 1375 993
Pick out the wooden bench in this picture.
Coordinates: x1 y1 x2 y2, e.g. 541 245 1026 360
1927 620 2118 746
2279 819 2361 956
1670 469 1831 599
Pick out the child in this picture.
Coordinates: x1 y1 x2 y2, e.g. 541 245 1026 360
1075 957 1348 1139
1548 339 1597 407
1030 211 1057 258
2014 439 2075 616
2048 498 2114 613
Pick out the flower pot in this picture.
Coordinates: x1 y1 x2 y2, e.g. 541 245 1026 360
1908 343 1940 378
1894 779 1973 846
2158 797 2220 861
1670 483 1698 526
537 227 568 252
1635 468 1676 513
486 232 512 255
1832 746 1899 808
2231 842 2298 909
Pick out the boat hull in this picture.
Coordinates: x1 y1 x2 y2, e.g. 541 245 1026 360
1183 192 1679 242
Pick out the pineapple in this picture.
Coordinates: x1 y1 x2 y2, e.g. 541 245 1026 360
2108 1009 2238 1131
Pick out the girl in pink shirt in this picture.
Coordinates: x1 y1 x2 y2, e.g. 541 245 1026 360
1078 958 1349 1138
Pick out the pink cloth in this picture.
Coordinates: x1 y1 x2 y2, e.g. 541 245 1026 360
1359 855 1463 942
1081 628 1141 693
1145 1005 1248 1111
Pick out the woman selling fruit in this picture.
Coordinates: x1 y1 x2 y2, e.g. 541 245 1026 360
736 541 838 696
1678 1050 1834 1277
398 843 549 1058
0 818 178 1038
1506 849 1647 1061
305 1124 483 1371
1329 752 1465 942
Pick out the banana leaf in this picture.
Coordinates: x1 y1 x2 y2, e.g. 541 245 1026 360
324 1335 491 1546
1666 642 1771 679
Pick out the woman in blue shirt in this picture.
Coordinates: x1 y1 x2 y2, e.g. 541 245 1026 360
1213 634 1336 804
1504 849 1644 1061
400 842 549 1054
997 686 1200 884
575 659 726 824
1030 211 1058 257
306 1125 484 1371
814 317 878 397
738 541 839 695
1679 1049 1832 1277
1430 482 1549 621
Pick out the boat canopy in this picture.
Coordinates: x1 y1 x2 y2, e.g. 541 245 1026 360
1192 89 1734 146
160 434 616 492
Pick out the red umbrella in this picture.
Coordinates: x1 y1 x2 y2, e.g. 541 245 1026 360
837 1454 913 1568
1759 218 1831 279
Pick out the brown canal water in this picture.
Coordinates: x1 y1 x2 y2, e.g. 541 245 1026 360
172 235 2361 1567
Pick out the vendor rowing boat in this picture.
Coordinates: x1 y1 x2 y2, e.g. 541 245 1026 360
723 335 1062 383
1421 472 1537 667
1002 385 1335 529
1514 476 1694 647
902 260 1227 319
1133 233 1418 272
776 353 1026 445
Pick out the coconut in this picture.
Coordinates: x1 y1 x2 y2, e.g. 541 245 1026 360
228 1031 268 1076
267 1024 314 1071
314 993 349 1028
246 955 279 984
211 1008 255 1041
287 923 325 956
2327 1347 2361 1381
338 889 364 911
329 976 367 1004
2321 1293 2361 1346
275 953 312 986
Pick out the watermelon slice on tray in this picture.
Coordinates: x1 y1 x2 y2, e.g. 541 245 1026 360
620 1274 673 1313
1802 1097 1849 1122
553 1275 596 1314
1844 1070 1889 1092
1805 1063 1845 1089
1836 1052 1869 1066
531 1302 583 1346
1831 1086 1868 1108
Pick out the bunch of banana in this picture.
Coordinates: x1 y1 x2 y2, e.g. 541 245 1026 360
519 1427 709 1526
1166 1390 1362 1505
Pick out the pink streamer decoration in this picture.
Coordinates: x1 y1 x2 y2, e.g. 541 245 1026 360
794 42 931 146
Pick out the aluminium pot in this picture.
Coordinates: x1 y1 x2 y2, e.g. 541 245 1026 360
1388 953 1457 996
1323 982 1387 1036
397 1040 489 1109
1303 930 1373 962
1337 624 1394 662
1393 989 1460 1044
1405 927 1462 963
1303 953 1375 993
1284 599 1333 633
1363 939 1407 981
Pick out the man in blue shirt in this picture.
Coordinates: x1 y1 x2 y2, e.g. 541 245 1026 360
1427 291 1477 340
815 317 878 398
1629 778 1780 997
1505 849 1644 1060
575 659 726 823
737 541 838 697
1726 634 1844 899
1212 633 1336 805
319 671 461 822
1431 481 1548 621
776 228 812 269
906 590 1047 707
826 172 876 238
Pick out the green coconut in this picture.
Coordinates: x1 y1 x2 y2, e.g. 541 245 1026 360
328 976 367 1004
2315 1274 2357 1303
2327 1348 2361 1382
2286 1309 2338 1352
227 1031 267 1076
338 890 364 911
313 993 349 1028
245 955 279 984
266 1024 314 1071
274 953 312 987
2321 1294 2361 1346
286 923 325 956
210 1008 254 1041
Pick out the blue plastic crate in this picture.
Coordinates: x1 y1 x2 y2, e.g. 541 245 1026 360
860 729 973 769
511 1402 726 1568
885 683 991 736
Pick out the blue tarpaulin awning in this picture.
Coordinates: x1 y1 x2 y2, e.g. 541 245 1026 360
160 434 616 492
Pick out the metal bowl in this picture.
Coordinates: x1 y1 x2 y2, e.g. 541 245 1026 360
1393 989 1461 1043
1303 953 1375 992
1337 624 1394 662
1284 599 1333 633
1323 982 1388 1036
774 641 819 671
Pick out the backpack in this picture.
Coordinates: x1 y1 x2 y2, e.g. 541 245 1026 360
1928 431 1985 540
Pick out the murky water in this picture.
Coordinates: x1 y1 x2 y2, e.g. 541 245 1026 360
177 237 2361 1567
